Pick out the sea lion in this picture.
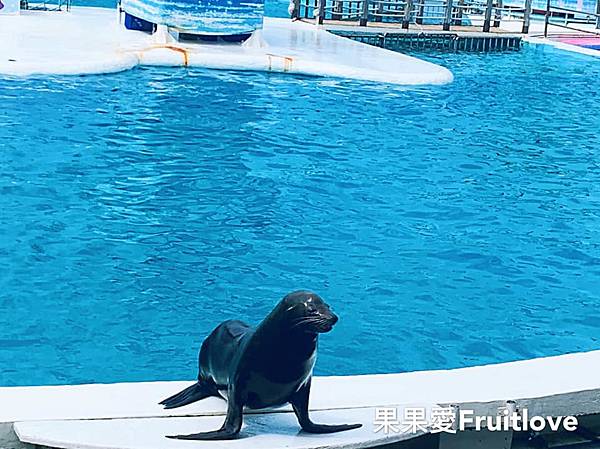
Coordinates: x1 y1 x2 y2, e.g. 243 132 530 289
160 290 362 440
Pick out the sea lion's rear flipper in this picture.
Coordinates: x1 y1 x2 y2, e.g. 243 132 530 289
159 380 218 409
166 427 240 440
167 385 244 440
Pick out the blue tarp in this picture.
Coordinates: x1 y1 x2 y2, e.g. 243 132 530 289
122 0 265 34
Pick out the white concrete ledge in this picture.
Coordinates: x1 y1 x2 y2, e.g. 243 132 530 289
0 7 453 84
2 350 600 449
13 408 428 449
3 350 600 423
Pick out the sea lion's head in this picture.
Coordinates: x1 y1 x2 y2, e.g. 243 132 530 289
281 290 339 334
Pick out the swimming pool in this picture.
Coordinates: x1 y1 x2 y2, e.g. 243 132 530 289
1 45 599 387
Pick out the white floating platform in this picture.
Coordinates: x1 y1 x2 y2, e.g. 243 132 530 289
14 408 428 449
0 7 453 85
3 350 600 449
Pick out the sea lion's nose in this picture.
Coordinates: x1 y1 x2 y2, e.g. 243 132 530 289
330 313 339 325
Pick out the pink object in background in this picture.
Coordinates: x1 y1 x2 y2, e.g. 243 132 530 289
556 36 600 50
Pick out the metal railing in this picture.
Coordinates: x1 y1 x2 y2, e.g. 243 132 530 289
543 0 600 35
292 0 600 33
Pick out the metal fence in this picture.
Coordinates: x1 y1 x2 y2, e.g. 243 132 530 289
290 0 600 33
542 0 600 35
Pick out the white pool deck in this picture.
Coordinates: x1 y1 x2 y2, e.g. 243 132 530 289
1 350 600 449
0 7 453 84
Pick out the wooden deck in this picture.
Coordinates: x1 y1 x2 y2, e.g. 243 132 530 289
313 20 516 34
311 20 524 51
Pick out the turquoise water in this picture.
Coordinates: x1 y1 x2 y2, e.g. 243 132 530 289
1 47 600 387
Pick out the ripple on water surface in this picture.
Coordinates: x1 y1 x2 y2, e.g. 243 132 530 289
0 48 599 386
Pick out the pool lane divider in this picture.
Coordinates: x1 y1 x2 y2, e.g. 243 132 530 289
2 350 600 449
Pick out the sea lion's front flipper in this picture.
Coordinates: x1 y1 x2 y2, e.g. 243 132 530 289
166 385 244 440
291 379 363 434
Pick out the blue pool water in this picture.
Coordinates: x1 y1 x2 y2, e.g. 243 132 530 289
1 47 600 387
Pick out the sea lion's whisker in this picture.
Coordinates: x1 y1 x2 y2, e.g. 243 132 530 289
291 319 315 328
292 316 318 324
291 316 322 328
